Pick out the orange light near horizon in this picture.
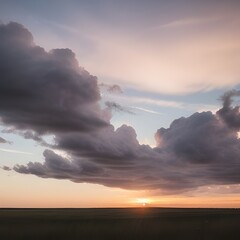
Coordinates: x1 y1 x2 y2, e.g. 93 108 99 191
136 198 151 207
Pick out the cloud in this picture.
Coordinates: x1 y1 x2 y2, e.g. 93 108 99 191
14 94 240 193
0 22 108 136
15 125 161 190
130 106 162 115
2 166 11 171
109 94 218 112
105 101 135 115
99 83 123 94
2 22 240 194
0 137 7 143
158 17 218 29
0 148 32 155
112 95 184 108
217 90 240 129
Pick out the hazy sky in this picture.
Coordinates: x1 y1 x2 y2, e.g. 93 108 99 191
1 0 240 207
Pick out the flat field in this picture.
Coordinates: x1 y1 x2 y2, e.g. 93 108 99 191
0 208 240 240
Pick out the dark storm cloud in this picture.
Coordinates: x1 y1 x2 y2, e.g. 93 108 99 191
0 22 108 135
155 111 237 164
15 96 240 192
2 22 240 193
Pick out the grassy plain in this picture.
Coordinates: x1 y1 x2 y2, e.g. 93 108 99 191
0 208 240 240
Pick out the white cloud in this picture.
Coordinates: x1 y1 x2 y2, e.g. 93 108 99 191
113 95 182 108
130 106 162 115
0 148 32 155
110 94 218 112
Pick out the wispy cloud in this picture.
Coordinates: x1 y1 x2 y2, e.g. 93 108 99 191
105 101 135 115
114 95 182 108
157 17 219 29
2 166 11 171
130 106 162 115
0 148 33 155
99 83 123 94
112 95 218 112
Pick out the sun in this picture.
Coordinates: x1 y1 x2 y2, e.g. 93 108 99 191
136 198 150 207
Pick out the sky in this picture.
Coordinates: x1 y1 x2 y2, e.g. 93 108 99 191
1 0 240 208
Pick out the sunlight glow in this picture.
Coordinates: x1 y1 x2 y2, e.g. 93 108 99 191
136 198 151 207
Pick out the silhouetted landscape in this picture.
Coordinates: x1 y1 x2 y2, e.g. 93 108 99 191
1 208 240 240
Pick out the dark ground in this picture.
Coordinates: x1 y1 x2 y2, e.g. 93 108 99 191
0 208 240 240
